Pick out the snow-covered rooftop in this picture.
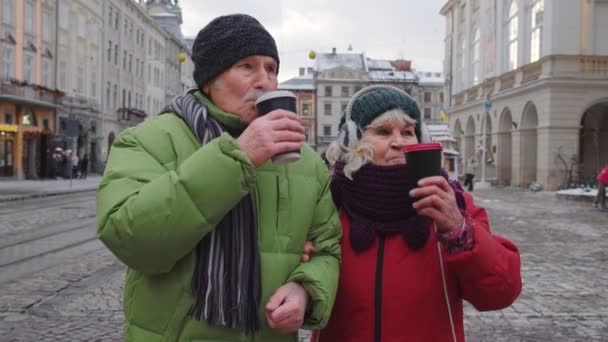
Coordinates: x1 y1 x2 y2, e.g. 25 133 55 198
368 70 417 82
316 52 366 72
366 59 393 71
427 124 456 142
416 71 444 85
279 74 314 91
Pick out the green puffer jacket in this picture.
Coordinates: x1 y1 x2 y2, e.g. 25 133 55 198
96 95 342 342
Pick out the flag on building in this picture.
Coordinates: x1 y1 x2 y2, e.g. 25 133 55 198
439 105 449 123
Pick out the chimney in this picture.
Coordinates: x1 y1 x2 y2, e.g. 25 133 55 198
332 47 337 55
307 67 313 75
299 67 305 76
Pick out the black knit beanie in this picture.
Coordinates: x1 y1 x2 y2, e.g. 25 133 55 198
339 86 422 141
191 14 280 89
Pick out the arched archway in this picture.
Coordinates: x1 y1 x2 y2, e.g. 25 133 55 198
453 119 464 174
579 100 608 183
465 116 476 165
480 112 494 181
497 108 513 186
520 102 539 186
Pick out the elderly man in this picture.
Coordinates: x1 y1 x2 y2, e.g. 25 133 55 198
97 14 341 342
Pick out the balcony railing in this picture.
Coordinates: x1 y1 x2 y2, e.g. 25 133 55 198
0 81 62 104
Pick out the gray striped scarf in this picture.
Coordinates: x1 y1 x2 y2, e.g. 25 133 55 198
162 89 261 333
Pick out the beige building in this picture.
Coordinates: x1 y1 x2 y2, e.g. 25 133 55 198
0 0 61 179
414 71 446 125
101 0 165 161
55 0 103 172
442 0 608 190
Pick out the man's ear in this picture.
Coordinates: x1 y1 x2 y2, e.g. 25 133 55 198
202 83 210 95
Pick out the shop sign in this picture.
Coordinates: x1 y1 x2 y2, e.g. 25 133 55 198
0 124 18 133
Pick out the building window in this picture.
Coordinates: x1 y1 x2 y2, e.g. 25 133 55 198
505 0 519 71
123 50 127 70
530 0 544 63
24 1 34 33
78 15 86 37
91 70 97 97
77 66 84 93
107 41 112 62
457 34 465 89
22 108 37 126
324 86 332 97
4 112 14 124
42 59 50 87
301 97 311 116
115 12 119 30
59 0 68 30
106 82 111 108
90 23 98 45
341 86 349 97
439 92 444 103
459 2 466 23
113 84 117 109
59 60 67 89
24 53 34 83
424 92 432 103
42 12 52 41
472 27 481 84
323 125 331 136
114 44 118 65
324 103 332 116
129 54 132 73
2 46 14 80
3 0 13 25
354 85 362 93
424 108 432 120
108 6 112 25
341 102 347 113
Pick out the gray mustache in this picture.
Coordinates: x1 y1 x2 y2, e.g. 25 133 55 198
243 89 268 102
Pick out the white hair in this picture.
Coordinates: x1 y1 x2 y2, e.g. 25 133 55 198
326 108 419 179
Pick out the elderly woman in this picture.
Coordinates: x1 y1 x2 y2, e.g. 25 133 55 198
311 86 521 342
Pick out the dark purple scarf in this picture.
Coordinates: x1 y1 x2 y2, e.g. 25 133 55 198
330 161 466 252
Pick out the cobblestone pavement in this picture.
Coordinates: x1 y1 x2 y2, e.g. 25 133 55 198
1 188 607 341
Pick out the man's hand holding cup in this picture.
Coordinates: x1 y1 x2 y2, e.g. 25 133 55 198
237 90 305 168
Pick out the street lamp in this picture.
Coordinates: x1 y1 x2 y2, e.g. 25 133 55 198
478 79 491 189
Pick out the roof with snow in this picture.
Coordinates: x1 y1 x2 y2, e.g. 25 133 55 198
279 74 314 91
427 124 456 142
316 52 366 72
368 70 417 82
416 71 444 85
366 59 393 71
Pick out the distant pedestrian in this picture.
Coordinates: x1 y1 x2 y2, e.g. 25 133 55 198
464 156 477 192
70 152 79 179
80 154 89 179
594 165 608 210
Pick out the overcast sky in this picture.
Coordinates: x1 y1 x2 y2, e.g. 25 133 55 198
179 0 447 82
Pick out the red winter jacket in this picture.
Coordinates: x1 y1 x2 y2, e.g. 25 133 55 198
598 166 608 185
311 192 521 342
